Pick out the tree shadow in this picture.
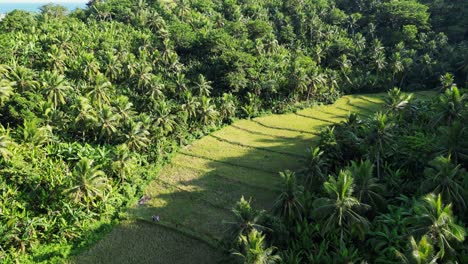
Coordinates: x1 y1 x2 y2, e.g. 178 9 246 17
74 95 383 263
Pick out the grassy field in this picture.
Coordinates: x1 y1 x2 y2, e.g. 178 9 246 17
73 94 389 263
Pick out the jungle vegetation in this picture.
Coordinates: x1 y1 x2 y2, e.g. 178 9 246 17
0 0 466 262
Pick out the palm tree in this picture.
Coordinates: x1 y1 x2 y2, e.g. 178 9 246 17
421 156 467 211
408 193 465 258
73 96 97 140
65 158 109 210
224 196 266 241
273 170 303 222
198 96 219 126
112 144 136 183
195 74 212 97
124 121 150 151
438 73 455 92
87 75 113 108
5 64 39 93
233 229 281 264
302 147 327 190
96 105 120 142
180 91 199 121
437 122 468 165
152 100 176 135
365 112 394 179
0 126 15 160
113 95 136 124
219 93 237 123
384 88 413 116
433 86 466 126
41 71 72 109
0 79 14 106
313 171 370 247
20 120 53 147
395 236 439 264
348 160 386 210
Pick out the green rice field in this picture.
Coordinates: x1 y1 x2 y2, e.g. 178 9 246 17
74 94 390 263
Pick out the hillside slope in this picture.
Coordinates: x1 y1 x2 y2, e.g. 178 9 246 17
75 94 387 263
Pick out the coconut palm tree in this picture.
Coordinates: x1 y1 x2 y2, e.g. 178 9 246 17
5 64 39 93
302 146 327 190
112 144 136 183
313 170 370 247
273 170 304 222
408 193 466 258
348 160 386 210
365 112 394 179
124 121 150 151
65 158 109 210
198 96 219 126
96 105 120 142
433 86 466 126
395 236 439 264
421 156 467 211
152 100 176 135
224 196 267 241
41 71 72 109
384 87 413 116
0 126 15 160
437 121 468 165
0 79 14 106
233 229 281 264
87 75 113 108
195 74 213 97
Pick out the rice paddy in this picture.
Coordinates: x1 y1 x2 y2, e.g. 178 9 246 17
73 94 388 263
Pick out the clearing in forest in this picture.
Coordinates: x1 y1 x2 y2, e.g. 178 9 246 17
75 94 389 263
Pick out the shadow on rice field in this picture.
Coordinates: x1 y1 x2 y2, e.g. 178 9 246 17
73 94 390 264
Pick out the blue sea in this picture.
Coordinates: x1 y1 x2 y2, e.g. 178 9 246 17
0 2 87 14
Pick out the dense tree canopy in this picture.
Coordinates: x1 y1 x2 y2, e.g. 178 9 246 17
0 0 466 262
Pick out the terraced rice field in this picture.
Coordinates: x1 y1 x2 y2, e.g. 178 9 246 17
75 94 389 263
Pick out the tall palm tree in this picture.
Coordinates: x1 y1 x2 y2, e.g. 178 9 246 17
224 196 266 241
421 156 467 211
302 146 327 190
65 158 109 210
0 79 14 106
365 112 394 179
273 170 304 222
152 100 176 135
5 64 39 93
124 121 150 151
195 74 213 97
198 96 219 126
384 88 413 116
113 95 135 124
313 171 370 247
41 71 72 109
20 120 53 147
395 236 439 264
233 229 281 264
433 86 466 126
73 96 97 140
112 144 136 183
408 193 465 258
0 126 15 160
96 105 120 142
348 160 386 210
87 75 113 108
436 122 468 165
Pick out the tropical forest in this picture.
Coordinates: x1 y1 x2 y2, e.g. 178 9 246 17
0 0 467 263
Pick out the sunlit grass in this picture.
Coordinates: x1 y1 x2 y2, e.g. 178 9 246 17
75 93 420 263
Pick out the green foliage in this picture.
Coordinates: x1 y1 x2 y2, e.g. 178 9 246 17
0 0 465 261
